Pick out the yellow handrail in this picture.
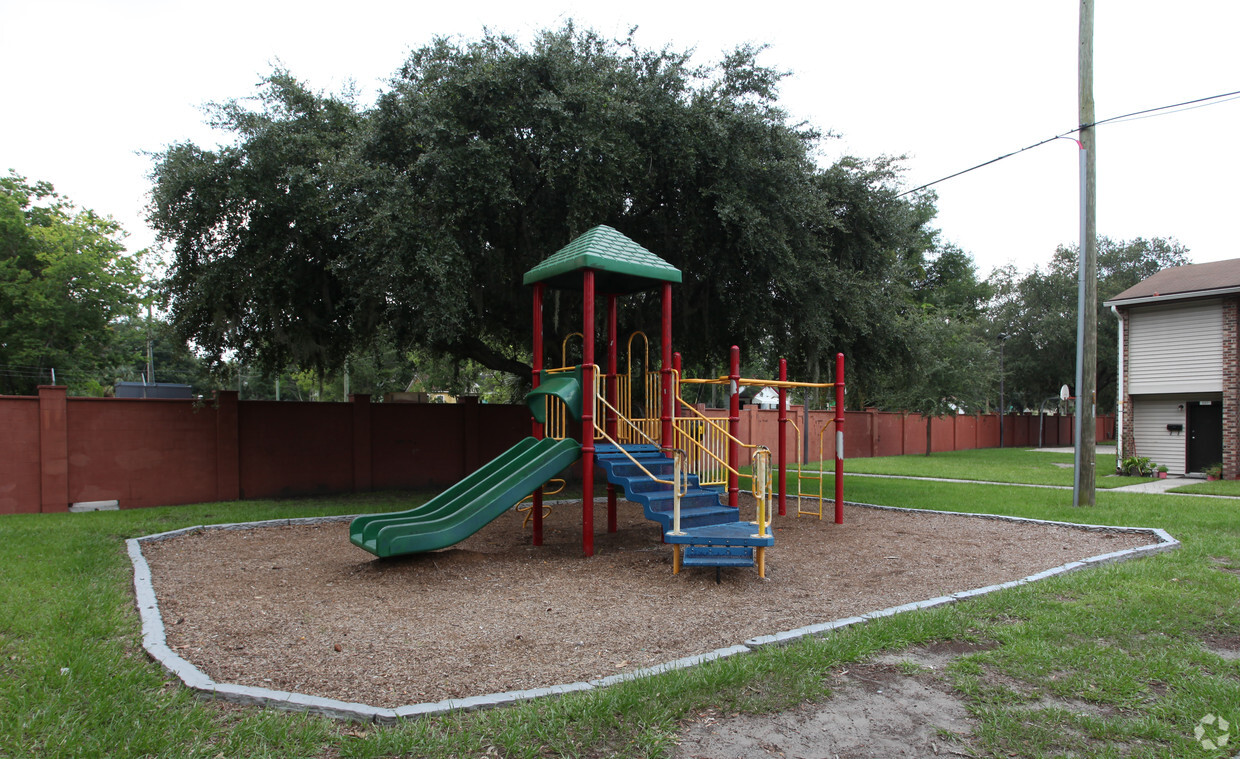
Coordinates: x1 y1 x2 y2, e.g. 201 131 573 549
668 448 688 536
788 417 803 467
751 447 771 536
561 333 583 368
678 376 836 390
589 365 687 494
791 418 835 519
539 364 580 441
673 395 758 479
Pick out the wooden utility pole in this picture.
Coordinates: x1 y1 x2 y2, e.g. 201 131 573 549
1075 0 1098 505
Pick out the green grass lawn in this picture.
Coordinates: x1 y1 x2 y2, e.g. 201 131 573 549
1169 478 1240 496
2 459 1238 758
803 445 1151 489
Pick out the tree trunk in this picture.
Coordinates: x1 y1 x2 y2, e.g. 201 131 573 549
925 414 933 456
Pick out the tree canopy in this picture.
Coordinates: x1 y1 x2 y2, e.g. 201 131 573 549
987 236 1190 412
148 25 940 393
0 172 147 395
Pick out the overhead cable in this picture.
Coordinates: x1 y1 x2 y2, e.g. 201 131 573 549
897 88 1240 198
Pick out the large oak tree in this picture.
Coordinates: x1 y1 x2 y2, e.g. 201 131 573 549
148 25 939 392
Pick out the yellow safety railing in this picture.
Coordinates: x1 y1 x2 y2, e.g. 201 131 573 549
677 371 841 517
589 366 688 495
672 393 759 489
680 376 838 392
788 419 835 519
516 478 565 528
616 331 660 444
561 333 583 368
670 445 772 575
750 447 772 576
539 365 580 441
750 447 772 534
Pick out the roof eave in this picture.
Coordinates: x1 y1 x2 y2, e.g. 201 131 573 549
1104 285 1240 308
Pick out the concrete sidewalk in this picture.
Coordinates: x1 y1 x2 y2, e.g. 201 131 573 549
1105 475 1207 494
846 471 1234 498
1030 445 1117 455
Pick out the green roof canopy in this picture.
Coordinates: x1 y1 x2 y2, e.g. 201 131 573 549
523 225 681 294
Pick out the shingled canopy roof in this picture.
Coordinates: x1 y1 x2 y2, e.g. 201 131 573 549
1105 257 1240 307
523 225 681 294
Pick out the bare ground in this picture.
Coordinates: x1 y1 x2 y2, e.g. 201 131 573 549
140 499 1154 709
675 642 989 758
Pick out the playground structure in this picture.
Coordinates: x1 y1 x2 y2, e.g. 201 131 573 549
350 226 844 577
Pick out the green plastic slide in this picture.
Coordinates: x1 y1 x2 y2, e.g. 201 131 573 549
349 436 581 557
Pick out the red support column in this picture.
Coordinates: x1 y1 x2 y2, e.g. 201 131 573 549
660 282 674 453
834 353 845 524
606 293 618 533
581 270 596 557
778 358 787 516
532 283 545 546
38 385 69 513
728 345 740 510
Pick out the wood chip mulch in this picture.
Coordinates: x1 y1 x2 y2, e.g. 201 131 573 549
139 498 1155 708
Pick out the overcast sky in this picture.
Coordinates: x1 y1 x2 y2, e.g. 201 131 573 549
3 1 1237 278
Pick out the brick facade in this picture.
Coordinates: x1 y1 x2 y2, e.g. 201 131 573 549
1224 297 1239 479
1120 308 1134 462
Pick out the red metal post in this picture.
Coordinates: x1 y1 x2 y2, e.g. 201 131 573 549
660 282 674 453
834 352 845 524
728 345 740 510
581 271 596 556
606 293 618 533
778 357 787 517
531 283 545 545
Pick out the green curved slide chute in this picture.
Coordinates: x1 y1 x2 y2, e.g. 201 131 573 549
349 436 581 557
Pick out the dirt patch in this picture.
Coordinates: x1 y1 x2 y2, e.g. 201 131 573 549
1201 634 1240 661
140 500 1155 708
676 648 976 758
1210 557 1240 577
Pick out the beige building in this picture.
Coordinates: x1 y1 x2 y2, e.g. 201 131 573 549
1105 259 1240 477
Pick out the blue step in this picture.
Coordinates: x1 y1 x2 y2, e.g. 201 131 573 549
595 445 737 532
595 443 773 574
664 521 774 548
681 545 755 568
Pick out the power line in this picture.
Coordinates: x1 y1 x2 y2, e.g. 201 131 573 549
897 88 1240 198
1089 88 1240 128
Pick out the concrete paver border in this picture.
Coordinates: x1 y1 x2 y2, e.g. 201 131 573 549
128 502 1179 722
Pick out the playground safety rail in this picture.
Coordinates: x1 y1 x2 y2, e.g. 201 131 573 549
671 395 758 489
677 350 845 523
539 365 581 441
616 332 661 445
786 418 837 519
666 445 772 540
588 366 689 497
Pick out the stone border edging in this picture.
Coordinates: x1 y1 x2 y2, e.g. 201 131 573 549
128 502 1179 723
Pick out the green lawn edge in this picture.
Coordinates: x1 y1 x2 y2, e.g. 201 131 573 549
3 455 1238 758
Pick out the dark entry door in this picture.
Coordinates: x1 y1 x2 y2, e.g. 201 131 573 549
1187 401 1223 473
